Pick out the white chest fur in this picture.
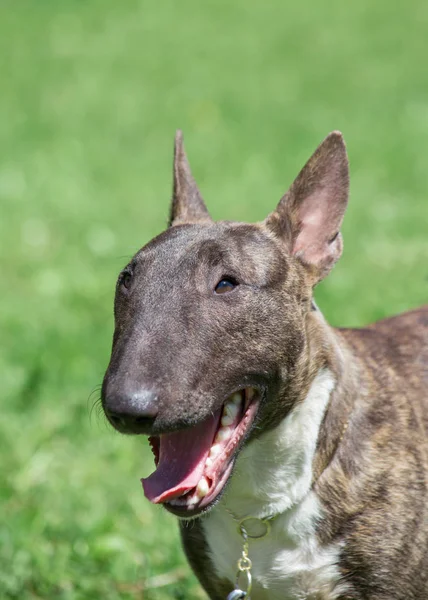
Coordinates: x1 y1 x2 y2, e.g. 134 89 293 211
202 369 347 600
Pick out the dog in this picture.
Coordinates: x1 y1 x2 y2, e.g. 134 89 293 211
102 131 428 599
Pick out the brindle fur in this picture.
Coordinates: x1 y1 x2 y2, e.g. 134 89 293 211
102 131 428 599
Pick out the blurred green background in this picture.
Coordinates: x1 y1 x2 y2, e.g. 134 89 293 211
0 0 427 598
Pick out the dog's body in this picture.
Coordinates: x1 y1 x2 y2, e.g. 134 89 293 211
102 131 428 599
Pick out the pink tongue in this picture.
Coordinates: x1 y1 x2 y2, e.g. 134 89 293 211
142 409 221 504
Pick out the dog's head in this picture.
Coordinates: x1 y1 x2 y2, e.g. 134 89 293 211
102 131 349 517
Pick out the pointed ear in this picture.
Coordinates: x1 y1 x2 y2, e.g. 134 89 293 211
169 130 212 227
265 131 349 283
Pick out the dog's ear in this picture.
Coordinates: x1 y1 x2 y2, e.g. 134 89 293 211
169 130 212 227
265 131 349 283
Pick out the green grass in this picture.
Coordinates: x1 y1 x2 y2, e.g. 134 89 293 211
0 0 427 598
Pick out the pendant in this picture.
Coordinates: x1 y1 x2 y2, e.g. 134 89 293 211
226 589 247 599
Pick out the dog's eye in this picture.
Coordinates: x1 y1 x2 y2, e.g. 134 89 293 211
120 271 133 291
215 278 237 294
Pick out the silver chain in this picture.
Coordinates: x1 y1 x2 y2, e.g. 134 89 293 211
225 512 275 599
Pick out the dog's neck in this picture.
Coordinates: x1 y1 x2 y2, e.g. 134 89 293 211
217 310 357 521
219 369 336 521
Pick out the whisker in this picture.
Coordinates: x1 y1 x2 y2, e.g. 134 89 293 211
87 384 102 413
87 383 109 429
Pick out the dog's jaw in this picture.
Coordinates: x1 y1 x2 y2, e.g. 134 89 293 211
142 388 261 518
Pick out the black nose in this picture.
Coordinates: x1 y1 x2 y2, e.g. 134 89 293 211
103 388 158 434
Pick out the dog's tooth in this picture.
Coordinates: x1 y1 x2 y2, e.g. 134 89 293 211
247 388 255 401
169 497 186 506
216 427 232 443
196 477 209 498
231 393 242 406
209 444 222 457
205 456 213 467
221 413 234 427
224 402 240 420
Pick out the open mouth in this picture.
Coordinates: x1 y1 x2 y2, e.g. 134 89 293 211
141 388 259 517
